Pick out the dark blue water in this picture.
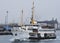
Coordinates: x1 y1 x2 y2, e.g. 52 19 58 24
0 30 60 43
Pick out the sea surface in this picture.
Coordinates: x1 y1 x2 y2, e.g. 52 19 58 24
0 30 60 43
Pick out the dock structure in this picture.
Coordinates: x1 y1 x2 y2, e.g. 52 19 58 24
0 31 13 35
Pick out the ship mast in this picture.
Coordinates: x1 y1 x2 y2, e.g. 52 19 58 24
5 11 8 25
31 1 36 25
5 11 8 30
21 10 23 26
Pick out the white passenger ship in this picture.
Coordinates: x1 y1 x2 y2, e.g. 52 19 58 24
10 1 56 41
11 24 56 41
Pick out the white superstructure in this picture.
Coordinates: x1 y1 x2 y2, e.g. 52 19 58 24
11 24 56 41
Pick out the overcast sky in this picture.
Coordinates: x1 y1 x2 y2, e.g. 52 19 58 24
0 0 60 24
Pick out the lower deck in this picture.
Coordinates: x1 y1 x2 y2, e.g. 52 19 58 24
29 32 56 39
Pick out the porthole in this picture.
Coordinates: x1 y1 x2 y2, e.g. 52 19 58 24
15 33 17 36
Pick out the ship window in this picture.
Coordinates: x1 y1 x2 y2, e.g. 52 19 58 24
33 29 38 32
29 33 35 36
28 28 32 30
